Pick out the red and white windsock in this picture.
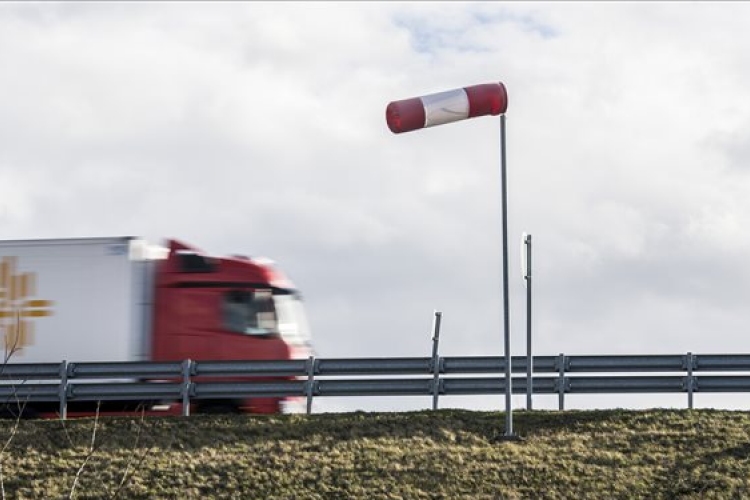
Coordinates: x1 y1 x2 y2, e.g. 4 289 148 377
386 82 508 134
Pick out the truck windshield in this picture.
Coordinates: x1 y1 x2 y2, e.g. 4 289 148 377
223 289 311 345
273 294 311 346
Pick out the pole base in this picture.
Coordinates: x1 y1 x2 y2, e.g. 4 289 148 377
492 433 524 443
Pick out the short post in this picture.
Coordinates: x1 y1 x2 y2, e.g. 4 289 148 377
431 311 443 410
557 353 566 411
686 352 694 410
523 233 532 410
306 355 316 415
181 359 192 417
59 360 68 421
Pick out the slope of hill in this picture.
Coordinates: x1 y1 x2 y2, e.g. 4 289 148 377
1 409 749 498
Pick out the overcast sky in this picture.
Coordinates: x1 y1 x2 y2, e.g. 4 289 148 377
2 2 750 412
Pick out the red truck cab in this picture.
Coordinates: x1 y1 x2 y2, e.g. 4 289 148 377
151 240 311 413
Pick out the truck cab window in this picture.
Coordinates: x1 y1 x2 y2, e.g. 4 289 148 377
223 289 277 336
273 293 312 346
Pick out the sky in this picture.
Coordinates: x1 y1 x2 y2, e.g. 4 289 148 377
2 2 750 412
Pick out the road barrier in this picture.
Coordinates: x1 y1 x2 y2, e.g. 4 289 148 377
1 352 749 418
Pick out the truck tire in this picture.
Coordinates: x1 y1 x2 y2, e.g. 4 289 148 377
0 404 39 420
197 403 240 415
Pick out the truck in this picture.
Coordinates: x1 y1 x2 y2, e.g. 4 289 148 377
0 236 312 417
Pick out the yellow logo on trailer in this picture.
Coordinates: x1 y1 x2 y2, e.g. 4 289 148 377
0 257 54 356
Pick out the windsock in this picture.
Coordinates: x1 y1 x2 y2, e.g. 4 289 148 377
386 82 508 134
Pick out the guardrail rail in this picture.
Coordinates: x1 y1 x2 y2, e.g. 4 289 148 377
0 352 749 418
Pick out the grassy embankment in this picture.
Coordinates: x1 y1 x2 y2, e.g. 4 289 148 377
0 409 749 499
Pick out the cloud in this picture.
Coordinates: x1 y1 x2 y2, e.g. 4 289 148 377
2 2 750 412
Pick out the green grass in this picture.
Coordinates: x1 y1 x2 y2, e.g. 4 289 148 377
0 409 749 498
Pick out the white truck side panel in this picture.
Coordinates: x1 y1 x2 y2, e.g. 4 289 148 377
0 237 152 364
132 258 158 361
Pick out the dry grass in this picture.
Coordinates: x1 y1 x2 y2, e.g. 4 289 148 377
0 409 748 498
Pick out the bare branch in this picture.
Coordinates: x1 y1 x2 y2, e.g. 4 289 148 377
0 397 25 500
0 309 32 500
68 401 101 499
110 406 156 499
0 310 31 419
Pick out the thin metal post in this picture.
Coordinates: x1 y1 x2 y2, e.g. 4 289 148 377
686 351 694 410
558 353 566 411
306 355 316 415
500 114 515 437
431 311 443 410
59 360 68 420
181 359 192 417
525 234 532 410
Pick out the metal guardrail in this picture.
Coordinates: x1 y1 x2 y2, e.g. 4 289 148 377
0 353 749 418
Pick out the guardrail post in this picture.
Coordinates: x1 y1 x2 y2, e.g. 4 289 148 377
557 353 566 411
306 355 316 415
181 359 192 417
59 360 68 420
431 311 443 411
686 352 694 410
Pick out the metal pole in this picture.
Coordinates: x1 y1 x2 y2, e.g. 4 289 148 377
306 355 316 415
181 359 192 417
500 114 515 438
686 351 694 410
525 234 532 411
431 311 443 410
558 353 565 411
59 360 68 421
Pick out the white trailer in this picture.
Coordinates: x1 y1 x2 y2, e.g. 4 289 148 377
0 237 158 365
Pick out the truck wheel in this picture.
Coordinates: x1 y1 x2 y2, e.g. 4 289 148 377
198 403 239 415
0 404 39 419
